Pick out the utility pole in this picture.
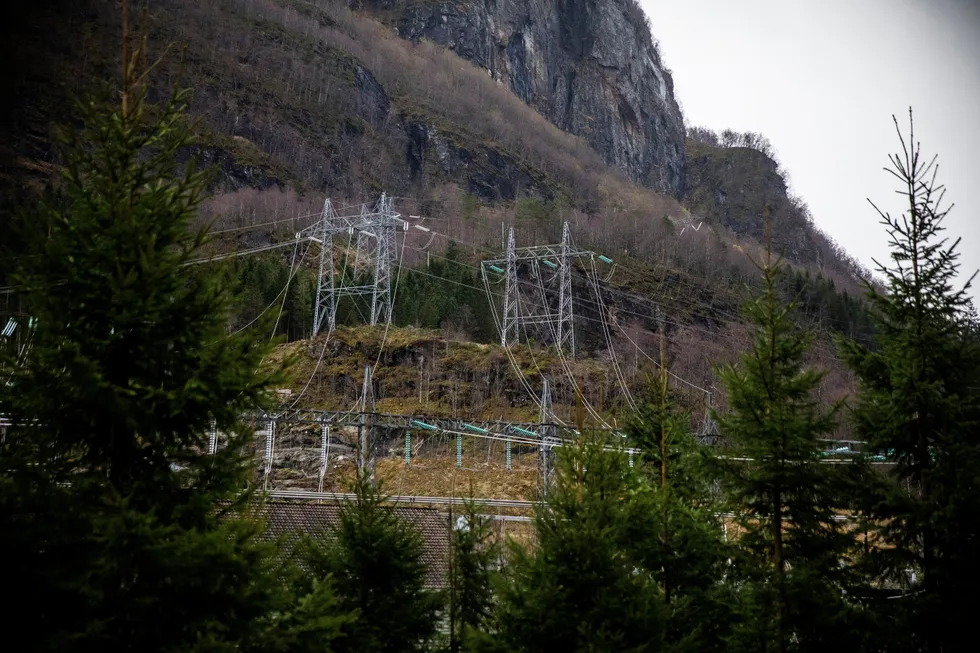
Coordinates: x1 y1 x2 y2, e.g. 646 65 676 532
539 379 555 498
359 365 377 485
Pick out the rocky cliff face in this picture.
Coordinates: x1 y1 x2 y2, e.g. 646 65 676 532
359 0 686 197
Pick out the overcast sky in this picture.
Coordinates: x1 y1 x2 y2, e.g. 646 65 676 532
641 0 980 302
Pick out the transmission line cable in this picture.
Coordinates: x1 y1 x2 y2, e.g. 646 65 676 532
269 237 305 340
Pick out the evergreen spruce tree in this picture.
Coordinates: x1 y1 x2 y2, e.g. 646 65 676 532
302 473 444 653
284 269 313 341
0 9 352 650
482 434 666 653
448 500 499 653
715 218 864 653
839 111 980 651
626 338 736 653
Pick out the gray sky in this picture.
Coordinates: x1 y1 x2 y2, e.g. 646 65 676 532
641 0 980 302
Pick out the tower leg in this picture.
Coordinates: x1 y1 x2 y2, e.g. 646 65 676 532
557 221 575 357
501 227 519 346
313 199 337 335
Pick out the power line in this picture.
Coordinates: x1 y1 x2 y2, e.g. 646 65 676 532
184 239 302 265
287 228 359 409
391 263 721 393
206 210 322 235
224 239 313 339
269 238 307 340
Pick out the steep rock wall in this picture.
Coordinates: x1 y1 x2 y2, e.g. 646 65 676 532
360 0 686 196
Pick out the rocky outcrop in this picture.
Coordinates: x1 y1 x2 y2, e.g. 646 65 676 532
683 139 822 266
404 119 553 201
359 0 686 197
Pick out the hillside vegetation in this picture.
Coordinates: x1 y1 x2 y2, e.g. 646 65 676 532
6 3 980 651
1 0 871 421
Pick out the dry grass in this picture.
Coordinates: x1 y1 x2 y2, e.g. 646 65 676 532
318 452 542 503
375 456 540 502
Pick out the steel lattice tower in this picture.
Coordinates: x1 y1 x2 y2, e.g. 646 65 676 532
697 390 721 444
369 194 396 326
312 199 337 335
484 221 592 357
500 227 520 346
353 225 373 277
311 193 402 335
557 221 575 357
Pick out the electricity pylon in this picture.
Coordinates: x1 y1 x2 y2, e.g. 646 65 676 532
482 221 592 357
697 389 721 444
311 193 402 335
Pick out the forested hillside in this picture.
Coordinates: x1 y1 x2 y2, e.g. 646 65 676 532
1 0 873 419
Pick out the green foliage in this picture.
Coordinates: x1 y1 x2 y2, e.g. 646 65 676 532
714 232 865 652
225 250 314 342
248 575 354 653
782 269 875 344
514 197 553 224
839 113 980 651
460 194 480 222
627 370 736 652
449 500 499 653
283 263 314 341
394 252 495 342
481 435 666 653
628 371 711 507
301 474 444 653
225 239 495 343
0 22 349 651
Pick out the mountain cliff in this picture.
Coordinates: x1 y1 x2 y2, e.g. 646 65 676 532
0 0 870 354
359 0 686 196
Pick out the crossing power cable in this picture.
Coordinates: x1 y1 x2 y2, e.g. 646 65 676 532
370 219 410 376
521 275 609 427
224 238 313 340
586 254 637 413
287 228 358 409
403 263 715 397
269 237 306 340
407 265 723 390
480 267 543 410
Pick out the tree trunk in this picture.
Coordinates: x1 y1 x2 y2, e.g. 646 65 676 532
773 485 787 653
